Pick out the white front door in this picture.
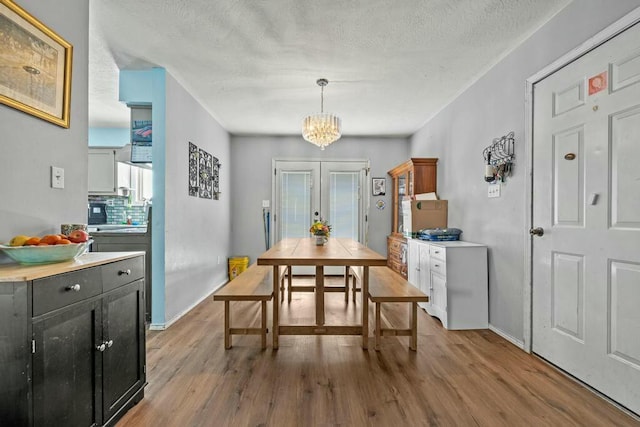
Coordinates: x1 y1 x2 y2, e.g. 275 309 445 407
532 22 640 414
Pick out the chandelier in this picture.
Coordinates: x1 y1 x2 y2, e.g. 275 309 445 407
302 78 342 150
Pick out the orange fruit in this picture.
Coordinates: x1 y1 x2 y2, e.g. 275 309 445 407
37 243 50 246
40 234 62 245
55 239 72 245
58 233 68 239
25 237 41 246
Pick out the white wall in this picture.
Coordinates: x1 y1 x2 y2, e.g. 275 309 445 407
0 0 88 251
410 0 640 344
164 74 231 324
230 136 409 262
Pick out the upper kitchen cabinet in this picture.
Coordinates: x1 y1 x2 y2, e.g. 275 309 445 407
88 148 131 195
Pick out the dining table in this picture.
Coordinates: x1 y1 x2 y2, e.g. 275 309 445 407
257 237 387 349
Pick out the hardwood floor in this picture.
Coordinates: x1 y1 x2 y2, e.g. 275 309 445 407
117 276 639 426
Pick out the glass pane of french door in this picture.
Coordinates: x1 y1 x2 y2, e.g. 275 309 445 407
275 162 320 241
321 162 367 243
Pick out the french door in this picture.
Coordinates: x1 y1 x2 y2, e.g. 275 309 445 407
273 160 368 274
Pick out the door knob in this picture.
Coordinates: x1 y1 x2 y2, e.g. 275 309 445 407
96 343 106 352
529 227 544 237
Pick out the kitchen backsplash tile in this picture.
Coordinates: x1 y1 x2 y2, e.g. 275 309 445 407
88 196 149 225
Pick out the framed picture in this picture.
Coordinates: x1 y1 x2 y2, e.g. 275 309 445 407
372 177 386 196
0 0 73 128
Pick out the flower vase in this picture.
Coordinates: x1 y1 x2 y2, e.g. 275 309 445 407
315 235 327 246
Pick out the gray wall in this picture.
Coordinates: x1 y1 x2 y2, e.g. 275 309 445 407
164 73 231 323
410 0 640 343
230 136 409 262
0 0 88 252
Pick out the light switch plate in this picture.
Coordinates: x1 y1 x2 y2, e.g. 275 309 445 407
262 200 270 208
488 183 501 198
51 166 64 189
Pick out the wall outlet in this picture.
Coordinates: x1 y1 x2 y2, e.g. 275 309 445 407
217 255 221 265
51 166 64 189
262 200 270 208
488 183 501 198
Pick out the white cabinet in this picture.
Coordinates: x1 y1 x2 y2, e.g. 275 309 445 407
407 239 488 330
89 148 131 195
407 239 430 310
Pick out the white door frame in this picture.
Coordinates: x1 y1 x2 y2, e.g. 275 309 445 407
523 7 640 353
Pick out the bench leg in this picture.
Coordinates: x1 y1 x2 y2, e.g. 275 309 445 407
410 302 418 351
375 302 381 351
224 301 231 349
261 300 267 349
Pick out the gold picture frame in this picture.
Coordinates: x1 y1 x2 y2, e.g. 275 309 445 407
0 0 72 128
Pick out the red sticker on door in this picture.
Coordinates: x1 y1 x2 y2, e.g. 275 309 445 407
588 71 607 95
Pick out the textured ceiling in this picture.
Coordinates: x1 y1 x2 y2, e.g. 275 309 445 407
89 0 570 136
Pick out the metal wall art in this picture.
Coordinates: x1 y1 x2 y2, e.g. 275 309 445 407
188 141 220 200
483 131 515 183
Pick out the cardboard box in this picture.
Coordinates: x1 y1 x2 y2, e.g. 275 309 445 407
401 200 448 237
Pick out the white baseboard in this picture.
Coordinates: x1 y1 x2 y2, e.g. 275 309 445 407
489 324 526 351
148 279 227 331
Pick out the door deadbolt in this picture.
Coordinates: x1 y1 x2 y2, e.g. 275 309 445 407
529 227 544 237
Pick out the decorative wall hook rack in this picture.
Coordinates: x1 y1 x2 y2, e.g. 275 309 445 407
483 131 515 182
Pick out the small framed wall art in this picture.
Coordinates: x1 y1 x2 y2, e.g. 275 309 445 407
372 177 386 196
0 0 73 127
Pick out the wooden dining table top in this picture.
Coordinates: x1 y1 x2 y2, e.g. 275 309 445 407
257 237 387 267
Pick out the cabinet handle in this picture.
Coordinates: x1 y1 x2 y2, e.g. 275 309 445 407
434 264 440 267
65 284 81 292
434 251 440 254
118 269 131 276
106 339 114 348
96 343 106 352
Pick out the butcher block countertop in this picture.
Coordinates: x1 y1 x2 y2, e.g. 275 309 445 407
0 252 145 282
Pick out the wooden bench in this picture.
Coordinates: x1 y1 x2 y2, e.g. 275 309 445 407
350 265 429 351
214 263 285 349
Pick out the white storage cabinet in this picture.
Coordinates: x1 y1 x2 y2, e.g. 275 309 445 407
407 239 488 330
89 148 131 195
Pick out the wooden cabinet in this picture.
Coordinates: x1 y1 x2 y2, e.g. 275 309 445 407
407 240 488 330
89 148 131 195
92 233 152 322
387 235 408 278
0 254 146 427
387 158 438 277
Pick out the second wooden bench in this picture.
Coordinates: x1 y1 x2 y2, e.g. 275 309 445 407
350 265 429 351
213 263 287 349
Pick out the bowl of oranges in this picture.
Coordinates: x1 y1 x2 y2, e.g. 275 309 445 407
0 231 92 264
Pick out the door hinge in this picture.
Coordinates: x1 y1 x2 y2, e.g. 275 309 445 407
143 364 146 374
32 339 36 354
365 214 368 222
274 168 277 176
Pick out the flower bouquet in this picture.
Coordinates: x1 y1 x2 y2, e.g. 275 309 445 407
309 218 331 245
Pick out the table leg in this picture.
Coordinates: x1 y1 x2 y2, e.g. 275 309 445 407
272 265 280 349
344 266 350 302
362 266 369 349
316 265 325 326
